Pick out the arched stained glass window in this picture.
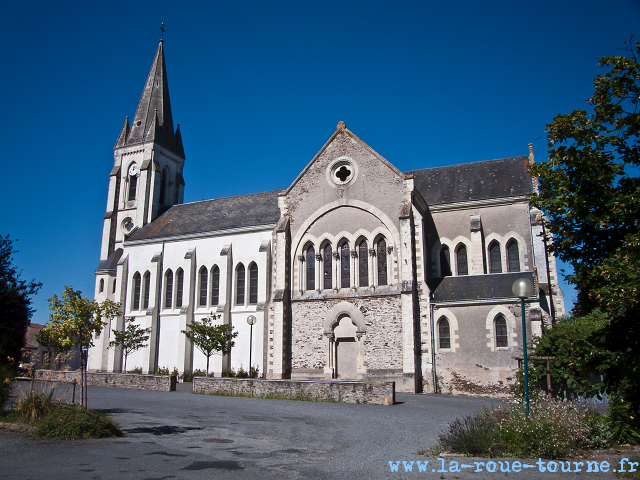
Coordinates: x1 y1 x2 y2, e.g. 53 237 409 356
236 263 245 305
211 266 220 306
440 246 452 277
199 266 208 307
456 245 468 276
132 272 141 310
377 238 388 286
439 317 451 349
323 244 332 290
358 240 368 287
306 245 315 291
164 269 173 309
507 240 520 272
249 263 258 305
495 315 508 347
341 243 350 288
489 242 502 273
143 271 151 309
176 269 184 308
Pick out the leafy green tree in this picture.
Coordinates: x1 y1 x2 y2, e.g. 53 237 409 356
0 235 42 369
46 286 120 407
181 313 238 377
529 37 640 437
108 317 151 373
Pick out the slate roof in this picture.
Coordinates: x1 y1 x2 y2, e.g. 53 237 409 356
96 248 123 273
127 190 282 242
427 271 537 303
405 156 533 206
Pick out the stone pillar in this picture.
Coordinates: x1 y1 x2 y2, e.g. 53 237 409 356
270 216 290 379
297 255 304 294
470 215 484 274
107 254 128 373
350 250 358 289
399 201 418 393
315 253 322 292
332 251 339 292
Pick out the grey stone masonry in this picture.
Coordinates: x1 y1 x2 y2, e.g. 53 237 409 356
193 377 395 405
35 370 176 392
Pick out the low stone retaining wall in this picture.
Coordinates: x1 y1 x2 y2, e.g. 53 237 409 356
192 377 395 405
34 371 176 392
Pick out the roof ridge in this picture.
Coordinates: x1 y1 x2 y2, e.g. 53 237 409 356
405 155 529 173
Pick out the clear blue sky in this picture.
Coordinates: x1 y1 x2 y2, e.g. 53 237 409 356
1 0 638 325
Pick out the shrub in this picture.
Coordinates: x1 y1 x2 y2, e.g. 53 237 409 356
583 408 614 449
438 409 503 456
0 364 13 412
608 396 640 445
18 391 55 425
127 366 142 374
155 366 170 375
182 369 206 382
34 405 123 440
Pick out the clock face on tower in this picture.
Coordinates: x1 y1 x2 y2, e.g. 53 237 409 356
128 163 139 176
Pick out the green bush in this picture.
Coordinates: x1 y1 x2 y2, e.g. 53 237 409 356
438 397 617 459
34 405 123 439
155 366 170 375
438 409 503 456
182 369 207 382
127 366 142 374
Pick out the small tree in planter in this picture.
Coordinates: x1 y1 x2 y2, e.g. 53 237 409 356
108 317 151 374
182 313 238 377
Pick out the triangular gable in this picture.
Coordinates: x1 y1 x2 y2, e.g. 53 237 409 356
284 122 406 195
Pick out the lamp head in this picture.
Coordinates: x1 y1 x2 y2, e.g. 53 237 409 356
512 278 535 299
247 315 257 326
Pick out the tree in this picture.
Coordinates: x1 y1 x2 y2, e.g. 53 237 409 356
0 235 42 369
181 313 238 377
46 286 120 407
108 317 151 373
529 37 640 435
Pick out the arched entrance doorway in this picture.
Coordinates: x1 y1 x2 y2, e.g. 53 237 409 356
323 302 367 380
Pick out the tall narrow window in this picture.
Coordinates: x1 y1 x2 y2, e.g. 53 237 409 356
358 240 368 287
132 272 141 310
456 245 468 276
249 263 258 305
306 245 315 291
164 269 173 309
128 173 137 201
495 315 508 347
507 240 520 272
199 266 208 307
440 246 452 276
113 279 116 294
340 243 350 288
176 269 184 308
323 244 332 290
99 279 104 293
211 266 220 305
439 317 451 349
143 271 150 309
236 263 245 305
489 242 502 273
377 238 388 286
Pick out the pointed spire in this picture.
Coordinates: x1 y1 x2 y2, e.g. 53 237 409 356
126 40 178 154
114 116 130 148
174 124 185 158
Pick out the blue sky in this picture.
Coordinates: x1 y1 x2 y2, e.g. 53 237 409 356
1 0 638 325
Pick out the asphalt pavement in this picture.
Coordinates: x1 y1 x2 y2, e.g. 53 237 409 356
0 383 631 479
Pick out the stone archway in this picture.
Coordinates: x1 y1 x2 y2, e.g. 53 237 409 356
323 302 367 380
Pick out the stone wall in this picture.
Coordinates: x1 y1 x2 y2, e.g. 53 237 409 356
35 370 176 392
193 377 395 405
291 296 403 372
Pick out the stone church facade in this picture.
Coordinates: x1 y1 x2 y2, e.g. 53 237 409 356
89 40 564 394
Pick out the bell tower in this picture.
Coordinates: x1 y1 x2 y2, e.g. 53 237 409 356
99 39 186 262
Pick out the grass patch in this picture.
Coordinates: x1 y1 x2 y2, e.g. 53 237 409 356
34 405 123 440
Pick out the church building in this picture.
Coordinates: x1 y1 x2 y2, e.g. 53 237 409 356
89 40 564 395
